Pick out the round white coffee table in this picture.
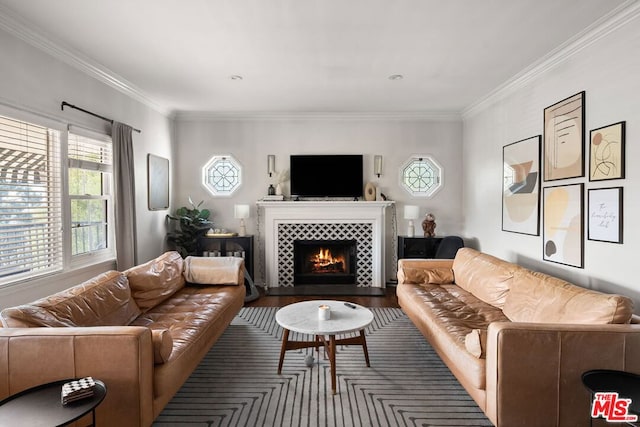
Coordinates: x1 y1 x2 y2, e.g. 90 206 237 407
275 300 374 394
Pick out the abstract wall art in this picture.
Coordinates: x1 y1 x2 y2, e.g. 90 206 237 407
147 154 169 210
589 121 625 181
543 91 585 181
502 135 541 235
543 183 583 268
588 187 623 243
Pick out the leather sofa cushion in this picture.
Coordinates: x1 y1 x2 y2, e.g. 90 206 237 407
0 271 141 327
452 248 519 309
126 251 186 313
399 267 455 285
152 329 173 364
503 269 634 324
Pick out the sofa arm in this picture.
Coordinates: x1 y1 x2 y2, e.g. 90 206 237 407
0 326 155 427
485 321 640 427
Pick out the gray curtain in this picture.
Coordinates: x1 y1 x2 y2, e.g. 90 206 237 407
112 122 138 270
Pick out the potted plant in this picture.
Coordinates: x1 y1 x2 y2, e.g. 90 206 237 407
166 198 212 257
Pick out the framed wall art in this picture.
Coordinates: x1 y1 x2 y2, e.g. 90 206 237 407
589 121 625 181
543 91 585 181
502 135 541 235
147 154 169 210
543 183 583 268
588 187 623 243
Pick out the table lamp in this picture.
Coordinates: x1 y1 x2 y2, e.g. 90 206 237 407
403 205 419 237
234 204 250 236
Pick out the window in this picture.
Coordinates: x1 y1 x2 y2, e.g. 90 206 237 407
202 155 242 196
0 112 114 286
68 131 113 258
0 115 63 282
400 155 443 197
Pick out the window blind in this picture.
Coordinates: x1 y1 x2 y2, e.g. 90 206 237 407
0 115 63 282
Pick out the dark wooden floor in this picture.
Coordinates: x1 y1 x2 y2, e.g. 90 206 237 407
245 286 400 308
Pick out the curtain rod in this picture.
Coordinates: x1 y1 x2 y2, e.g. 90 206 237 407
61 101 141 133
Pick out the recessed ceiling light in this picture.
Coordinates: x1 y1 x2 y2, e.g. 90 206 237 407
230 75 243 80
388 74 404 81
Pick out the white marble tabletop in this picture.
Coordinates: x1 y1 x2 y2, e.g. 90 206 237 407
275 300 374 335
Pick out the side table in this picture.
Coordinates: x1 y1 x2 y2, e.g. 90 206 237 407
0 379 107 426
582 370 640 426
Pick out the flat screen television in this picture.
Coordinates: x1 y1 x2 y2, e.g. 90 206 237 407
290 154 363 198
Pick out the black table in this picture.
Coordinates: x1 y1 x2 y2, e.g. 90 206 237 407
582 370 640 426
0 379 106 426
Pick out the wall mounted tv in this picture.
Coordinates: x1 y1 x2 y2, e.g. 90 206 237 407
290 154 363 199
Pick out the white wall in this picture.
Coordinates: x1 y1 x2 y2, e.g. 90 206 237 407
0 29 173 308
462 13 640 309
174 116 463 283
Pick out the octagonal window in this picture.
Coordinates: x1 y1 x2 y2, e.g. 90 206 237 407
202 155 242 196
400 155 443 197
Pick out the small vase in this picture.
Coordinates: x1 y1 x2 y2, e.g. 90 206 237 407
268 184 275 195
275 183 283 196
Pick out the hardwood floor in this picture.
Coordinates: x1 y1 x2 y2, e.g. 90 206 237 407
245 286 400 308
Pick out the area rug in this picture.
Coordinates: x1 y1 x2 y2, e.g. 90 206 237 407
154 307 493 427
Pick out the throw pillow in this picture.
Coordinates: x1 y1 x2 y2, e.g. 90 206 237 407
151 329 173 364
464 329 487 358
183 256 243 285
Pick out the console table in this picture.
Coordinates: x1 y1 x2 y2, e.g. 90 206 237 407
398 235 464 260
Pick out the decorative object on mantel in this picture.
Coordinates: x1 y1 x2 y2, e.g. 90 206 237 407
261 195 284 201
166 198 212 257
374 155 383 178
267 154 275 177
274 169 289 196
234 204 250 237
589 121 625 181
404 205 419 237
364 182 376 201
422 213 436 237
268 184 276 195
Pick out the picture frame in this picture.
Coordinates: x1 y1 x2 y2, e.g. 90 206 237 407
147 154 169 210
543 183 583 268
589 121 625 181
502 135 541 235
543 91 585 181
588 187 623 243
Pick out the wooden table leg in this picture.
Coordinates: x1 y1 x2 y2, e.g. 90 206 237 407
278 328 290 374
359 329 370 367
329 335 337 394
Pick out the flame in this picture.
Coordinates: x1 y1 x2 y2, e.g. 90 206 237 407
310 247 346 272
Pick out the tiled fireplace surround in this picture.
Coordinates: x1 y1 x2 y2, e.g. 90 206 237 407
257 201 394 288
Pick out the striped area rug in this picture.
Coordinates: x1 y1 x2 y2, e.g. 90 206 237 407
154 307 493 427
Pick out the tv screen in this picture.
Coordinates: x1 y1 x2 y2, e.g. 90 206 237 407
290 155 363 198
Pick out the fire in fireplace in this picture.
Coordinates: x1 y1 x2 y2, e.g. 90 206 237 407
293 239 357 285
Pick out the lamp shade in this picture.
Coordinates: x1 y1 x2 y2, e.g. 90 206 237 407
403 205 419 220
234 204 250 219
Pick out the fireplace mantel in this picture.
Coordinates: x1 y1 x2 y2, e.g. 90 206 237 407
257 201 394 289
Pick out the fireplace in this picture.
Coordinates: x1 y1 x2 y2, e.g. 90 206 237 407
294 239 357 285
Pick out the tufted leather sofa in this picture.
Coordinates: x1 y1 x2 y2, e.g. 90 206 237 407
397 247 640 427
0 251 245 427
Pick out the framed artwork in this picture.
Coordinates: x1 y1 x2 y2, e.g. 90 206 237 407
589 121 625 181
543 91 585 181
502 135 541 235
588 187 623 243
147 154 169 210
543 183 583 268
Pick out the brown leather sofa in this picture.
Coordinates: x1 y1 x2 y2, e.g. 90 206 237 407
397 247 640 427
0 251 245 427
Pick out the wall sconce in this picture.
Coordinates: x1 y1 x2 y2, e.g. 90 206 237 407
374 155 383 178
267 155 275 177
403 205 419 237
234 204 250 236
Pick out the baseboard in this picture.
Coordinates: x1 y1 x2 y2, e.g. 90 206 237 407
266 284 386 297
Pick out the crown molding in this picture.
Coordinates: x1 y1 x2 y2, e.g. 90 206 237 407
462 0 640 119
0 4 170 117
173 110 462 122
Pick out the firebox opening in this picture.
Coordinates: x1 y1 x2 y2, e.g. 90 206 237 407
294 239 357 285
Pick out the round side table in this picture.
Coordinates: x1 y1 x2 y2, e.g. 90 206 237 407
0 378 107 427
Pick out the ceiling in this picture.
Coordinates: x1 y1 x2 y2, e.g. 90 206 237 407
0 0 630 116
